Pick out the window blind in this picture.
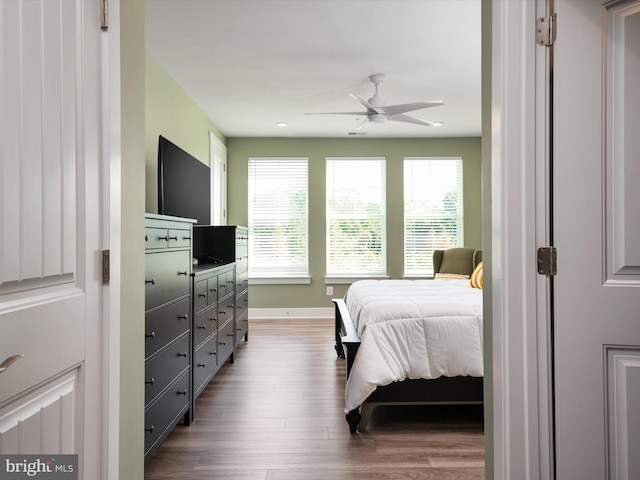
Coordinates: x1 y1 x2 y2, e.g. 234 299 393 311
248 157 308 277
404 157 464 276
326 157 386 276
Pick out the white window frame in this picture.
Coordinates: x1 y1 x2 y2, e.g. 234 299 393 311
325 156 387 283
403 157 464 277
248 157 310 284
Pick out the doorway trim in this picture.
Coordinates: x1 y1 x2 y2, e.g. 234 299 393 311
489 0 554 478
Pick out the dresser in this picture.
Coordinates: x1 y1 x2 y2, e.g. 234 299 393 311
192 262 236 404
195 225 249 346
143 214 195 461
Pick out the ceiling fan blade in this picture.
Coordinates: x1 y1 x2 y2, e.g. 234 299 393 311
348 93 381 113
305 111 368 116
387 113 435 127
380 101 445 116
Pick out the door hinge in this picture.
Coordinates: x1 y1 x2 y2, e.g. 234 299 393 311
100 0 109 30
537 247 557 276
536 13 557 46
102 249 110 283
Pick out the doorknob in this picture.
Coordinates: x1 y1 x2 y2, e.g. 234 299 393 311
0 355 24 373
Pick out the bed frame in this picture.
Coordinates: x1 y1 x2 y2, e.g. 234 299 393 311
333 298 484 433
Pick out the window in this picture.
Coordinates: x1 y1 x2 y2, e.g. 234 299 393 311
248 157 308 280
326 157 386 277
404 157 464 276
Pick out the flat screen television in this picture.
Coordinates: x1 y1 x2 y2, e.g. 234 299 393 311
157 135 211 225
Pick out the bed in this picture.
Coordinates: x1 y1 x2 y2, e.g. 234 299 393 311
333 248 484 433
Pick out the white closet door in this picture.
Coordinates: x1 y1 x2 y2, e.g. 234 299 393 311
553 1 640 478
0 0 112 478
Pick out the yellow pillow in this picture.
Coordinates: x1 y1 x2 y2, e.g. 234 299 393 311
470 261 483 289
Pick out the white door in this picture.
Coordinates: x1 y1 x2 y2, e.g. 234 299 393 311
553 0 640 478
0 0 113 478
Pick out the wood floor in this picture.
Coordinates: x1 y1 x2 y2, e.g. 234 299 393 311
144 318 485 480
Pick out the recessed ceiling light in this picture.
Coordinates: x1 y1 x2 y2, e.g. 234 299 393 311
276 122 287 127
433 122 444 127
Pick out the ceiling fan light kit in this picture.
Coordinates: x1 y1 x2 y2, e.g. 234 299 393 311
306 74 444 130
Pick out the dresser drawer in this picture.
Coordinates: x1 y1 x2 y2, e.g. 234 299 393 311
235 244 248 272
145 227 169 249
236 269 248 295
145 250 191 310
144 369 190 457
193 333 218 396
145 297 190 358
217 296 234 326
193 305 218 347
218 319 235 363
235 314 248 345
217 270 234 301
207 276 219 306
235 290 248 321
145 227 192 250
145 333 190 406
193 278 208 313
168 228 191 248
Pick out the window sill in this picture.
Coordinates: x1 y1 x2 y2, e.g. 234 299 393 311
249 276 311 285
324 275 390 285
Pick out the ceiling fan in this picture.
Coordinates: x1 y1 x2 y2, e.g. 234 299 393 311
306 74 444 130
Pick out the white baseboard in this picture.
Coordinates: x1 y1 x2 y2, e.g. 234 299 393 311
248 307 333 320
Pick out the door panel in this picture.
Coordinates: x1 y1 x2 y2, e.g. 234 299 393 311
0 371 76 454
607 348 640 479
554 0 640 478
0 0 107 477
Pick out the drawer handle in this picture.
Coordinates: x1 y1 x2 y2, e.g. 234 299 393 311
0 354 24 373
198 293 207 298
228 280 234 285
159 235 168 241
227 333 234 337
177 271 188 276
237 328 242 332
184 235 191 240
209 351 217 356
220 284 226 289
219 310 227 315
210 288 217 292
145 234 148 242
209 317 217 322
178 314 188 320
145 378 155 385
219 341 226 346
198 325 207 330
145 278 156 285
145 332 155 339
177 352 188 358
168 235 178 241
236 257 241 261
177 390 188 396
197 363 206 368
238 305 243 310
145 426 155 433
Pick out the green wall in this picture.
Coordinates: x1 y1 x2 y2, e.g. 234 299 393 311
227 137 482 309
120 1 145 478
145 53 226 214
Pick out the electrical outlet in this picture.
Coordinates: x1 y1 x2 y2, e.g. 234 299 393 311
326 286 334 296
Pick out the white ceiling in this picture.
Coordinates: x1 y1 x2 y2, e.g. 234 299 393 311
145 0 481 139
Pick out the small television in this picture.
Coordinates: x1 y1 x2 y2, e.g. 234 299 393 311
158 135 211 225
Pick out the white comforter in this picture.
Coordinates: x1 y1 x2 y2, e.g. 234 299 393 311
343 279 483 411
